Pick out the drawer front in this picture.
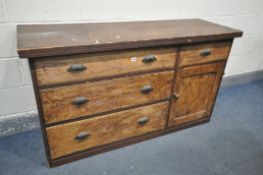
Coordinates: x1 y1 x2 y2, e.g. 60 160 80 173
35 48 177 87
40 71 174 124
178 42 231 67
46 102 168 159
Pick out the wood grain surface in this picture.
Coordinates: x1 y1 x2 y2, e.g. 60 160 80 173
178 41 231 67
168 62 225 126
46 102 168 159
17 19 242 58
35 47 177 86
40 71 174 124
16 18 243 167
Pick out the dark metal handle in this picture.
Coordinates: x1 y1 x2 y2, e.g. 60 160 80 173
142 55 157 63
75 132 90 140
200 49 211 56
140 85 153 94
72 96 89 106
137 116 150 125
68 64 87 72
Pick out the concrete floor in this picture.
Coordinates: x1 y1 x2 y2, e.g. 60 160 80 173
0 80 263 175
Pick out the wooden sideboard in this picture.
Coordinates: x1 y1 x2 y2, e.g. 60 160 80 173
17 19 242 167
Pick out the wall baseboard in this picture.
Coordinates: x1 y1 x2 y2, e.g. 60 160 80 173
221 69 263 88
0 110 39 137
0 70 263 137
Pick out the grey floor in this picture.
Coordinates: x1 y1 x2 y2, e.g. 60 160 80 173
0 80 263 175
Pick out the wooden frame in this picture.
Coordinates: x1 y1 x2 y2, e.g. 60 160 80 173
18 19 242 167
30 66 211 167
29 43 228 167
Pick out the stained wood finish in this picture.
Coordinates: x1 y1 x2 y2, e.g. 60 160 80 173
40 71 173 124
17 19 242 58
178 41 231 67
50 117 210 167
16 19 242 167
47 102 168 159
29 60 52 163
168 62 225 127
35 48 176 86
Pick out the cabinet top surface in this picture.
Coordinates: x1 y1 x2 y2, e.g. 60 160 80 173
17 19 242 58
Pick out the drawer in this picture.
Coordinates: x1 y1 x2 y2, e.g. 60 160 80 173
40 71 174 124
35 48 177 87
178 42 231 67
46 102 168 159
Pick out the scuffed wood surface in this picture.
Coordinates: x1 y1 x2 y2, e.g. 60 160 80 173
35 47 177 86
17 19 242 58
40 71 174 124
168 62 225 126
47 102 168 159
178 41 231 67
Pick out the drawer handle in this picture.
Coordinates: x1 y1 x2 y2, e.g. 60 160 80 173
142 55 157 63
140 85 153 94
137 116 150 125
200 49 211 56
72 96 89 106
67 64 87 72
75 132 90 140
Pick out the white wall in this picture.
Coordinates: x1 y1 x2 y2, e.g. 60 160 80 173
1 0 263 118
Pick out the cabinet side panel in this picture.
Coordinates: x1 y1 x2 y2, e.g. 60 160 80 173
207 39 233 116
29 60 52 166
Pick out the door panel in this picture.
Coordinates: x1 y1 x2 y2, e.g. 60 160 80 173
168 62 225 127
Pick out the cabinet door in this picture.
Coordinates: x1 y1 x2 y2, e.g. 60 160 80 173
168 62 225 127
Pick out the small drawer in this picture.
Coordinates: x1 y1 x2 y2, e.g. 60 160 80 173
46 102 168 159
35 47 177 87
40 71 173 124
178 42 231 67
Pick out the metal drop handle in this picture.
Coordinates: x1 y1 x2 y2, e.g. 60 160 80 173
140 85 153 94
200 49 211 56
68 64 87 72
142 55 157 63
72 96 89 106
75 132 90 140
137 116 150 125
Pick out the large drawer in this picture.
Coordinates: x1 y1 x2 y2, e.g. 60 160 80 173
46 102 168 159
35 48 177 87
178 41 231 67
40 71 174 124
